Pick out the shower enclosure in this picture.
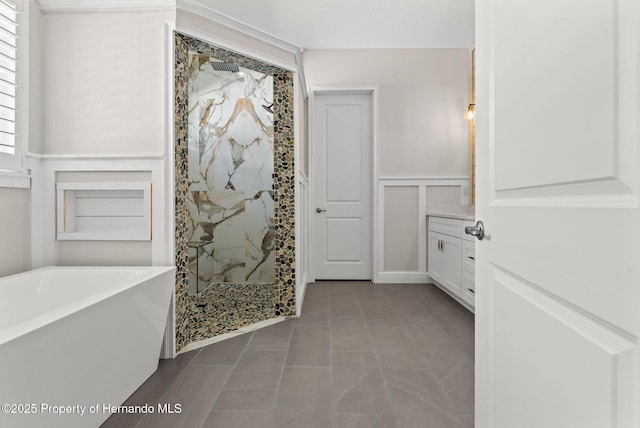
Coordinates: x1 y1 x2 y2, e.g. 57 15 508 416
174 34 296 348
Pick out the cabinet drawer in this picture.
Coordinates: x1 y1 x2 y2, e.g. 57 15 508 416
462 270 475 307
428 216 462 238
462 240 475 274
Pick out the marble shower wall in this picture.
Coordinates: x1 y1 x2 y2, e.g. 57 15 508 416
187 54 275 291
174 34 296 350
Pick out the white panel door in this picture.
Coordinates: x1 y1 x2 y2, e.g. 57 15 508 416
313 93 372 279
476 1 639 427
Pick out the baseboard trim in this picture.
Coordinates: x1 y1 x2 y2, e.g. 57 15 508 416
375 272 432 284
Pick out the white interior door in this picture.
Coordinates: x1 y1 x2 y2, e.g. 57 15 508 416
313 92 372 280
476 1 640 427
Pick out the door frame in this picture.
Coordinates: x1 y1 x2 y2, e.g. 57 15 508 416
308 86 379 282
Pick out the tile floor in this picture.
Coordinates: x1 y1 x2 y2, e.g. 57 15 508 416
102 281 474 428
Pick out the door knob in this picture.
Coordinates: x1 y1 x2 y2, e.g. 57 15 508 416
316 208 327 213
464 221 484 241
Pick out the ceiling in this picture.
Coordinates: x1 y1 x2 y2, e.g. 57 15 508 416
194 0 475 49
35 0 475 49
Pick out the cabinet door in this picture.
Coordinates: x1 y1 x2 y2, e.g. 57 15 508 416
441 234 462 296
428 231 445 285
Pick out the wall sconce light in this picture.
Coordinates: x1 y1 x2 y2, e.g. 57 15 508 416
466 104 475 120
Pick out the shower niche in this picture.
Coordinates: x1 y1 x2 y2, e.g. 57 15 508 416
174 34 296 347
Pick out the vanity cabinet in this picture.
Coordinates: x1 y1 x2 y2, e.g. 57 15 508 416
428 215 475 312
429 231 462 296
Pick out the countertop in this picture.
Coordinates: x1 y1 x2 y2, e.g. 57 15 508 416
427 211 476 221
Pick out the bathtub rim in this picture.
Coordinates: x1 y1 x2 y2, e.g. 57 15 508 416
0 265 175 347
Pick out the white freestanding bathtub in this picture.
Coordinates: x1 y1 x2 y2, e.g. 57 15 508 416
0 266 175 428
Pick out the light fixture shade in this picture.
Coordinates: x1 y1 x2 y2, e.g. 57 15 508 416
466 103 475 120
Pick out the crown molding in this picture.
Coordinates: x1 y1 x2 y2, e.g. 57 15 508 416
37 0 176 13
177 0 298 55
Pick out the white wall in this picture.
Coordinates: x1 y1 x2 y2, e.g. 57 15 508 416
304 49 470 281
0 188 30 276
304 49 469 176
41 8 174 155
26 8 175 269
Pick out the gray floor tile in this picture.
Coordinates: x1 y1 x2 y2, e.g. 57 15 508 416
136 365 233 428
392 303 442 326
103 280 475 428
304 283 331 297
213 350 286 411
285 325 331 367
246 319 295 351
427 351 474 414
303 297 330 310
295 306 331 327
444 321 475 358
203 410 271 428
355 286 390 302
368 327 417 352
383 367 462 428
101 350 200 428
457 413 475 427
334 412 399 428
302 293 330 311
361 305 402 328
190 332 252 366
327 280 370 293
332 352 394 414
331 317 373 352
298 286 331 326
266 366 332 427
330 298 364 318
368 327 431 369
332 351 379 368
404 324 463 352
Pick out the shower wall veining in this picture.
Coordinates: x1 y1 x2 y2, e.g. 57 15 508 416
187 55 275 291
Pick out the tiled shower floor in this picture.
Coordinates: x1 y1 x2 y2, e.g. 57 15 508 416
187 282 276 341
102 281 474 427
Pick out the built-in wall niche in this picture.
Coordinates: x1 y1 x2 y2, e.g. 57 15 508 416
56 182 151 241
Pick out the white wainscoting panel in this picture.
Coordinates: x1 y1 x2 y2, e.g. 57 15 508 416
375 177 469 284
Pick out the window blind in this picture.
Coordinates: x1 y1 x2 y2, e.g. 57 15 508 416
0 0 17 156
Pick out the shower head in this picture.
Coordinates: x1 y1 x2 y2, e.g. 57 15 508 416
262 103 274 114
210 62 239 73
